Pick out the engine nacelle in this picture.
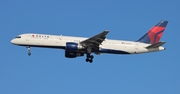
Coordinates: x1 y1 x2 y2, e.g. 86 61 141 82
66 42 83 51
65 51 84 58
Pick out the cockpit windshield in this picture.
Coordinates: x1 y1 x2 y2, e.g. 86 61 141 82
15 36 21 38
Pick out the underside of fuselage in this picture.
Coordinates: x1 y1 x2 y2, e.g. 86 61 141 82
16 44 131 55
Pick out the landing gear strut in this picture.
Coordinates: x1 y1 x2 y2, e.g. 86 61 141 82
26 46 31 56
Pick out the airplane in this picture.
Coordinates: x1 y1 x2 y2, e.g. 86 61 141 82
11 20 168 63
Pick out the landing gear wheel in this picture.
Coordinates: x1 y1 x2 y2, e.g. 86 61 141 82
28 52 31 56
85 58 93 63
89 59 93 63
86 59 89 62
90 55 94 59
85 54 94 63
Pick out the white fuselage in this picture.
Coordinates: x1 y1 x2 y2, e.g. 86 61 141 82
11 33 165 55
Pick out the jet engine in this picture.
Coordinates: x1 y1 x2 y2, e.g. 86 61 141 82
65 42 84 58
65 42 84 51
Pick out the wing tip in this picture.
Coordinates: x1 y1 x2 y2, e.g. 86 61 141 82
103 30 109 33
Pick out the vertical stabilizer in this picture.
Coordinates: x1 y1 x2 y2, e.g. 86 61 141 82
137 20 168 44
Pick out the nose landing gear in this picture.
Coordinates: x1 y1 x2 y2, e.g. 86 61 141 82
26 46 31 56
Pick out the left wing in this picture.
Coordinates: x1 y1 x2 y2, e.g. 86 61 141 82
80 30 109 50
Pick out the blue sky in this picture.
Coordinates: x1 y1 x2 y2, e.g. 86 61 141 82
1 0 180 94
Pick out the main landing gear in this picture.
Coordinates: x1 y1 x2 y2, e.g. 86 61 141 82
26 46 31 56
86 54 94 63
85 47 94 63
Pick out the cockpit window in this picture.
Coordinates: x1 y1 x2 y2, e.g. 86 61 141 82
15 36 21 38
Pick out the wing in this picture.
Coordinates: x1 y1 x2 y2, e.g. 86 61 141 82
80 30 109 50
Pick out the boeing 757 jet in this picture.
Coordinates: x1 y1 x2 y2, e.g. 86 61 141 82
11 20 168 63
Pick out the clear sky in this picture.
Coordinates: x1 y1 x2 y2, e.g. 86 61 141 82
1 0 180 94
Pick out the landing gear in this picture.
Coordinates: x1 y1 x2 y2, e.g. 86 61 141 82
26 46 31 56
28 52 31 56
85 54 94 63
85 47 94 63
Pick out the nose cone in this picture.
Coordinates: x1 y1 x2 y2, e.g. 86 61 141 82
11 39 16 44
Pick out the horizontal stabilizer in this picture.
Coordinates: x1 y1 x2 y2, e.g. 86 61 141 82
146 42 166 48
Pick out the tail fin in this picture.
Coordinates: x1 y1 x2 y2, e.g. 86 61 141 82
137 20 168 44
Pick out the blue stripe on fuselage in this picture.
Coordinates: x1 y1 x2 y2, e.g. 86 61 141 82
16 44 66 49
137 33 151 44
99 48 130 54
